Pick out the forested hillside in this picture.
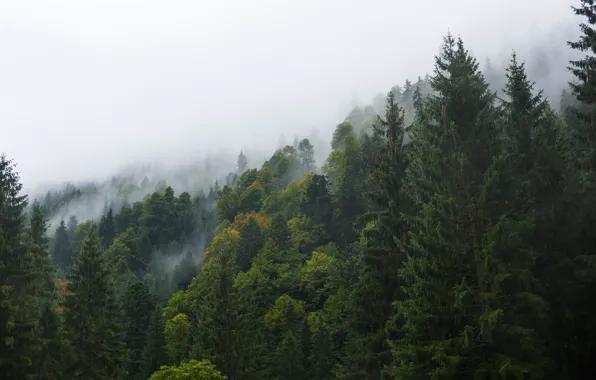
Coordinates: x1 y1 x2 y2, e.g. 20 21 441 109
4 2 596 379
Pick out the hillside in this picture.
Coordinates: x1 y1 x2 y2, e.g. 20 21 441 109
3 5 596 380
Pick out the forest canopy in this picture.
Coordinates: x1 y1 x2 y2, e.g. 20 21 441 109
3 2 596 379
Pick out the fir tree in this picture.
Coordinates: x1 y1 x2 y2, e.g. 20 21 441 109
140 305 168 380
27 202 66 380
343 90 408 380
238 151 249 174
0 154 42 380
122 281 155 380
389 35 503 379
569 0 596 167
52 220 73 270
62 227 125 380
98 208 116 249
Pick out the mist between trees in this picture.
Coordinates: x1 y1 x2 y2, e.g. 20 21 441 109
4 2 596 379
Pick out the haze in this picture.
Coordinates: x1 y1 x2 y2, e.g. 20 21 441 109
0 0 579 190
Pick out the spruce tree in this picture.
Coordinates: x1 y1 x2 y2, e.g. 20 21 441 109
27 202 66 380
140 304 168 379
122 281 155 380
0 154 40 380
342 90 408 380
569 0 596 170
98 208 116 249
389 35 505 379
238 151 249 174
52 220 73 270
62 227 125 380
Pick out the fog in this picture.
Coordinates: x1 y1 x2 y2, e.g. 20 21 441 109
0 0 580 191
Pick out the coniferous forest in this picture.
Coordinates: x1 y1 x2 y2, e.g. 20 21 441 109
4 2 596 379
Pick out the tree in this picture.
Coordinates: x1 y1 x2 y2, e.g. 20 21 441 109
122 281 155 380
342 90 408 380
98 207 116 249
0 154 40 380
389 35 509 379
148 359 225 380
27 202 65 380
300 174 334 243
66 215 78 242
62 227 125 379
140 305 168 379
237 216 265 272
52 220 73 270
238 151 249 174
332 133 367 245
569 0 596 168
298 138 316 172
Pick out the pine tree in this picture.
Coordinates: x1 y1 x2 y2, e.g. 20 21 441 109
52 220 73 270
62 227 125 380
0 154 41 380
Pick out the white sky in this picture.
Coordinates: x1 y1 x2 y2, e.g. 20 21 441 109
0 0 579 188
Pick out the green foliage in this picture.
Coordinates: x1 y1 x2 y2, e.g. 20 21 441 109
165 313 190 363
0 154 41 380
148 359 225 380
8 18 596 380
62 227 125 379
52 220 74 270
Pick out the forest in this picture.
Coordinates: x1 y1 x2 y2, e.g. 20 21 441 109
3 2 596 380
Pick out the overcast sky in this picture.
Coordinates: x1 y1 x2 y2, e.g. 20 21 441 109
0 0 580 189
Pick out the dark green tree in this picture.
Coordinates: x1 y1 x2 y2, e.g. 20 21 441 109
122 281 155 380
139 305 168 379
98 208 116 249
27 202 66 380
52 220 74 270
388 35 508 379
237 216 265 272
342 90 408 380
0 154 40 380
62 227 125 379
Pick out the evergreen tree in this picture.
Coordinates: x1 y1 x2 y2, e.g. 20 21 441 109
52 220 73 270
389 35 507 379
122 281 155 380
342 90 408 380
0 154 40 380
569 0 596 170
98 208 116 249
27 202 66 380
238 151 249 174
237 216 264 272
139 305 168 379
62 227 125 379
333 133 367 245
298 138 316 172
66 215 78 242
